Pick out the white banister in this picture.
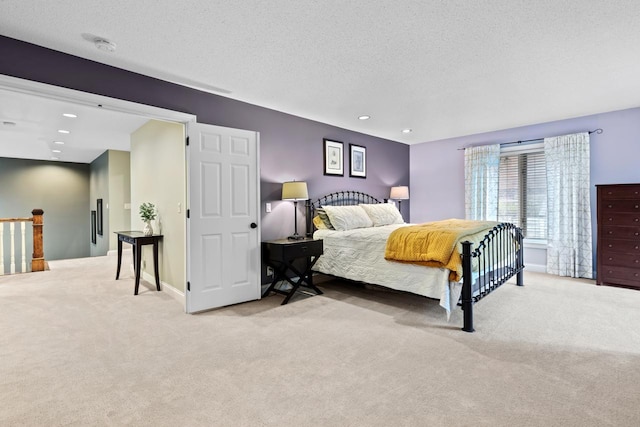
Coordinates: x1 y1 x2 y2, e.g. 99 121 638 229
0 224 4 275
0 212 43 275
21 222 26 273
10 222 15 274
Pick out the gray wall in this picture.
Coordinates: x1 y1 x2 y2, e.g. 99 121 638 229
89 151 109 256
0 36 411 243
0 158 90 266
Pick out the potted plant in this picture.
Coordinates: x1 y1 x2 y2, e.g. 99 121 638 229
139 202 156 236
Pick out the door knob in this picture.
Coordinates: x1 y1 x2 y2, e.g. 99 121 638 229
250 222 257 229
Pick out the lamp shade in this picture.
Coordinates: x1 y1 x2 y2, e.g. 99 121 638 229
282 181 309 200
390 186 409 200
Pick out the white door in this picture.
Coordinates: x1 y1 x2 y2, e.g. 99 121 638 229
186 123 260 313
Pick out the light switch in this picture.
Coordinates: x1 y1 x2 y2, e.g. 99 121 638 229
177 202 182 213
265 202 272 213
124 203 131 210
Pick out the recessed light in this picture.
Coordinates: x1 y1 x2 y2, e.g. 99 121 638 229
358 115 371 120
402 129 412 134
53 141 65 145
52 149 62 153
50 156 59 160
58 129 70 134
63 113 77 118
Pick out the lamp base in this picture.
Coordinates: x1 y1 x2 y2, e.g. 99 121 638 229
287 233 305 241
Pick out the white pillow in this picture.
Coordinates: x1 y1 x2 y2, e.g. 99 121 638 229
322 205 373 231
359 203 405 226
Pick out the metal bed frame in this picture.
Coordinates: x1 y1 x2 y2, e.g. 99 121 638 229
305 190 524 332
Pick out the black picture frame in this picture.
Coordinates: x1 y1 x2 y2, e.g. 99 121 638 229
323 138 344 176
91 210 97 244
96 198 103 236
349 144 366 178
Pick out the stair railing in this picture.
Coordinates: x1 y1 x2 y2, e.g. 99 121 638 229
0 209 45 275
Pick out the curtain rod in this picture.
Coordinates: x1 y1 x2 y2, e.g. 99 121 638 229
458 128 603 151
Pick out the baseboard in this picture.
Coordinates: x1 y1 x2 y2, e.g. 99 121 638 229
139 271 185 307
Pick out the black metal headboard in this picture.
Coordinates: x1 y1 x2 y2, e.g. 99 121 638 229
305 191 381 237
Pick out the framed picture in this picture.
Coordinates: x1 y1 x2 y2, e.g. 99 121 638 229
323 139 344 176
91 210 97 244
96 199 103 236
349 144 366 178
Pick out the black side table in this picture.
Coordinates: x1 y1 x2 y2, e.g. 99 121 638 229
262 238 324 304
115 231 163 295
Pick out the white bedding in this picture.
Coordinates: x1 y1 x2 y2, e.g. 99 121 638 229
313 224 463 316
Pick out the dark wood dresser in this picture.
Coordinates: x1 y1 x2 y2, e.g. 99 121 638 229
596 184 640 290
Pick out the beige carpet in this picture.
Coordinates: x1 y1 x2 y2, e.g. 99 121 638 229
1 255 639 426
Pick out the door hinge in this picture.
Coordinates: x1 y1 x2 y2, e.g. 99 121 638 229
187 281 190 291
187 209 190 218
186 136 190 146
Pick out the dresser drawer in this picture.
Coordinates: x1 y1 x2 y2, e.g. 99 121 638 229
599 239 640 254
600 226 640 239
601 213 640 226
600 199 640 213
598 265 640 288
599 186 640 200
600 252 640 268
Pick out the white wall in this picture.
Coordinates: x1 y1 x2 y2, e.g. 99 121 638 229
130 120 186 292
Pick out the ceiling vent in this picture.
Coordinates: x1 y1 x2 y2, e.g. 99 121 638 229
94 38 117 53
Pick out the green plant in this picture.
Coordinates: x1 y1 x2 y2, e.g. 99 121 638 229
139 202 157 222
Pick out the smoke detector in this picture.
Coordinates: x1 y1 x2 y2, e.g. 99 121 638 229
94 37 117 53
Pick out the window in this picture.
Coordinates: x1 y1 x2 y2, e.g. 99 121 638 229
497 145 546 240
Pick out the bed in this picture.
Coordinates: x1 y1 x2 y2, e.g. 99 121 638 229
305 191 524 332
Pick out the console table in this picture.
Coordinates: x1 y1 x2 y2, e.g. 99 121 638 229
115 231 163 295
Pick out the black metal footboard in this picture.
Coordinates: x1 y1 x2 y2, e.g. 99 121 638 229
460 223 524 332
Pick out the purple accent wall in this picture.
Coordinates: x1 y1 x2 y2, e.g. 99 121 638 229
410 106 640 273
0 36 409 241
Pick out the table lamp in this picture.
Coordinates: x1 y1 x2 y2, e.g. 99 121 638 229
282 181 309 240
390 186 409 219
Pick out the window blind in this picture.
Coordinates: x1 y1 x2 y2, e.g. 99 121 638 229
498 151 547 239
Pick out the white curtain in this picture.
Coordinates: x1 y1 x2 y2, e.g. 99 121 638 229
545 132 592 278
464 144 500 220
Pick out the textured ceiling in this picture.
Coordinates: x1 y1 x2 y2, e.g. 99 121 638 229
1 1 640 145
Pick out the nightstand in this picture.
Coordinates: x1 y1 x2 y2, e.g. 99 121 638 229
262 238 324 304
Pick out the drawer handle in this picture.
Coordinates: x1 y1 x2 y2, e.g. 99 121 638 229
608 204 612 208
608 244 613 248
608 270 613 274
636 205 639 209
608 217 613 221
635 260 639 264
636 218 639 222
608 257 613 261
636 232 639 236
608 231 613 234
636 273 639 277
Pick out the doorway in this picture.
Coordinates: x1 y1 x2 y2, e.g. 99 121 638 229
0 75 262 312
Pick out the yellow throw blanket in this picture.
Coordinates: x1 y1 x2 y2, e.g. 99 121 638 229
384 219 499 281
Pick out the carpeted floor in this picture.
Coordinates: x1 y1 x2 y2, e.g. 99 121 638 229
1 254 639 426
